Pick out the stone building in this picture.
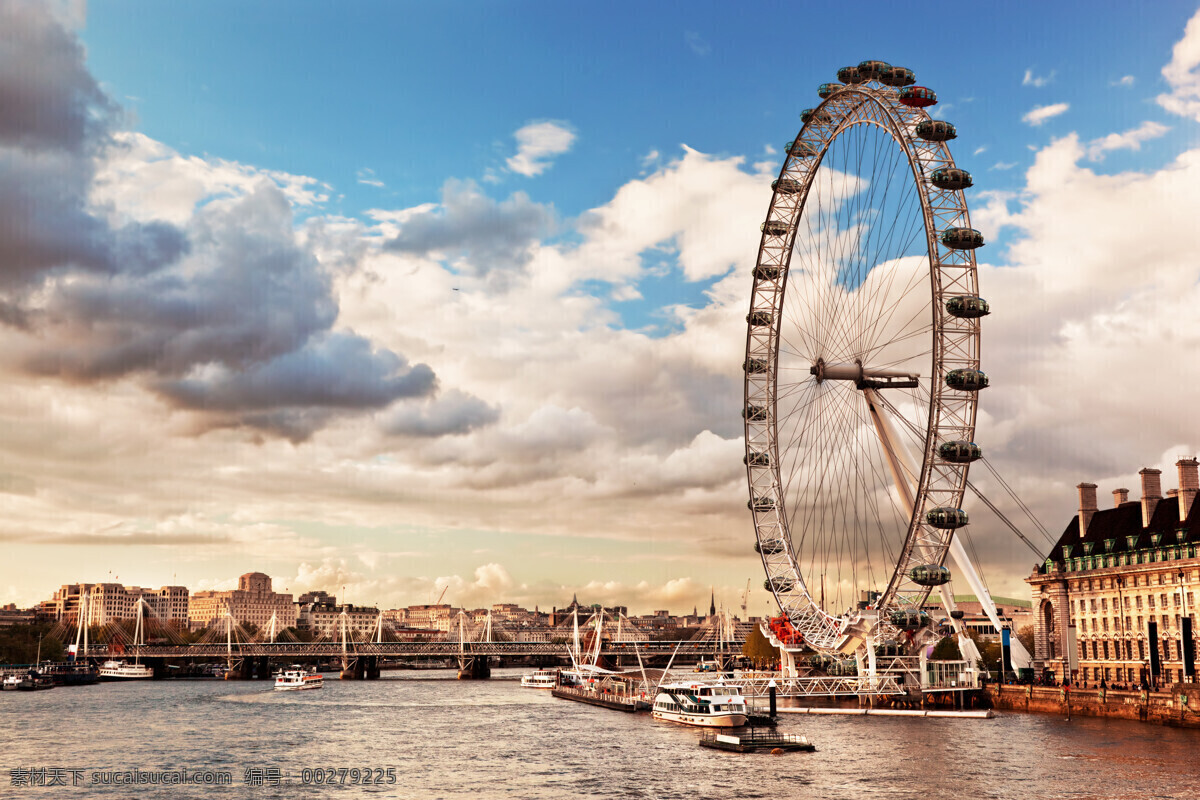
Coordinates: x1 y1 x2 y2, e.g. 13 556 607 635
189 572 296 631
1027 459 1200 686
40 582 189 626
296 600 380 639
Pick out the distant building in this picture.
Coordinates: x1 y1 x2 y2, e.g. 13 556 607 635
921 596 1033 641
297 601 379 639
0 603 36 627
189 572 296 631
40 582 188 626
1028 460 1200 686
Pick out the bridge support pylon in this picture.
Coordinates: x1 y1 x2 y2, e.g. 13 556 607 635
456 656 490 680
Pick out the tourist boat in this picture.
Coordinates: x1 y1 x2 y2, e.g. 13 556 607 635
520 668 558 689
2 674 24 691
97 660 154 680
274 666 323 691
651 682 749 728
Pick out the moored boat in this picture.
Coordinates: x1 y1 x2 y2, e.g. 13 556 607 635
652 681 749 727
3 674 24 691
520 668 558 689
274 666 323 691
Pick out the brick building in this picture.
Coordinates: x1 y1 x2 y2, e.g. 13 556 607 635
189 572 296 631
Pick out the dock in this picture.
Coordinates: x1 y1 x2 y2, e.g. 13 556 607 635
551 685 649 712
698 729 815 753
778 707 993 719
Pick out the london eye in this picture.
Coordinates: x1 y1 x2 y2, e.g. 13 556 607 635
743 60 996 667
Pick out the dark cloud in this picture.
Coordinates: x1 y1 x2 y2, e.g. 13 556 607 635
156 332 435 413
383 179 553 275
0 1 112 153
0 2 465 442
382 389 499 437
26 186 333 380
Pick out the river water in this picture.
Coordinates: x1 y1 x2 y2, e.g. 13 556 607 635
3 668 1199 799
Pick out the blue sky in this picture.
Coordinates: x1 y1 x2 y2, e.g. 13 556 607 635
4 1 1200 615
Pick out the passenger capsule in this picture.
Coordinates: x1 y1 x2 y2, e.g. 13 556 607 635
856 60 891 81
940 227 984 249
950 609 965 620
945 369 989 391
837 66 865 84
744 451 771 467
754 538 787 555
930 168 973 191
748 496 776 512
938 440 982 463
926 507 969 529
909 564 952 587
747 310 773 327
889 610 930 630
944 295 990 319
800 108 833 126
760 220 788 236
785 140 818 158
915 120 957 142
764 577 796 593
899 86 937 108
772 178 802 195
754 265 781 281
817 82 843 99
743 405 768 422
743 357 768 374
880 66 916 87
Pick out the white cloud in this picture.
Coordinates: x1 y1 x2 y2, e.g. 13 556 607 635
973 145 988 156
356 167 384 188
1085 120 1169 161
684 31 711 57
505 120 576 177
1112 75 1135 87
1158 7 1200 121
1022 68 1054 87
1022 103 1070 126
990 161 1017 170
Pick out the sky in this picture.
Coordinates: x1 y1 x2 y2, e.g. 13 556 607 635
3 0 1200 617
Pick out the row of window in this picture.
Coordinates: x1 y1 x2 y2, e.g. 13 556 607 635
1079 637 1194 662
1080 666 1189 684
1074 592 1194 614
1077 614 1187 633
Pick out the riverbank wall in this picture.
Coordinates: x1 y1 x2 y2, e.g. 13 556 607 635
986 684 1200 728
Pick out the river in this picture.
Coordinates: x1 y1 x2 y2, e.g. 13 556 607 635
3 668 1199 799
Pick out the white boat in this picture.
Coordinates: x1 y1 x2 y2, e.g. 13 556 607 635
97 660 153 680
2 674 23 691
274 666 323 691
520 668 558 689
651 681 749 727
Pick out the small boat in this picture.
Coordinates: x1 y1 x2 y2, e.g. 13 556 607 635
2 674 24 691
98 660 153 680
699 729 815 753
520 668 558 689
274 666 323 691
652 681 749 728
17 670 55 691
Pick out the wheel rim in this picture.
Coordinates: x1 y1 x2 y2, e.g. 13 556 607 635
745 76 982 655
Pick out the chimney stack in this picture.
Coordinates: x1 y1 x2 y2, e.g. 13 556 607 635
1112 488 1129 507
1140 468 1162 528
1178 458 1199 521
1077 482 1098 534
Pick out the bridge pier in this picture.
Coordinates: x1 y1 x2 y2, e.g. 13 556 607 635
365 656 380 680
456 656 490 680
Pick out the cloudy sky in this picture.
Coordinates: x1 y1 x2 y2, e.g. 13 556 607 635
3 1 1200 616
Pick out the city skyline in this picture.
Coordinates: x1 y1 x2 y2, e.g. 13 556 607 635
4 1 1200 617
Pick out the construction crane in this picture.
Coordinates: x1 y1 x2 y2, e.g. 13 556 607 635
739 579 750 619
435 585 448 606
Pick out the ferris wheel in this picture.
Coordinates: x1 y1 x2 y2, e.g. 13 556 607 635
743 60 991 661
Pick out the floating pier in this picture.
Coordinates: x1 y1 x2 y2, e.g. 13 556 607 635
699 729 815 753
778 707 993 719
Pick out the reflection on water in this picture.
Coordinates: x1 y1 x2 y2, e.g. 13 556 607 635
4 668 1199 799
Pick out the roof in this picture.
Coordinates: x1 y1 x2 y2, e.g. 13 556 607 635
1045 494 1200 565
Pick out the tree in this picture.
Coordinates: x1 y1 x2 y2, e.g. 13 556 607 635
1017 625 1034 655
929 636 961 661
741 626 779 668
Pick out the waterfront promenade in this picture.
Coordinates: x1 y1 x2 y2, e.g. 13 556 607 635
987 683 1200 728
